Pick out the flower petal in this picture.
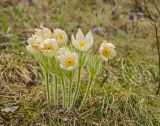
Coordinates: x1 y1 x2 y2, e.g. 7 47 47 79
102 40 115 48
85 30 93 45
76 28 84 41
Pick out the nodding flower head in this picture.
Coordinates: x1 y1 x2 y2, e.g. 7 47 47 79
26 35 43 55
40 38 58 57
53 29 68 45
99 40 116 61
26 43 40 55
35 25 53 40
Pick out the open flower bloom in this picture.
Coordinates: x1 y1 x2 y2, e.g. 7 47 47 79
59 52 78 71
71 28 93 52
26 35 43 54
56 47 70 61
35 25 53 40
53 29 68 44
40 38 58 57
99 40 116 61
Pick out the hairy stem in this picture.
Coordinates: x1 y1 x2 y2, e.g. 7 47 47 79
54 75 58 108
45 72 51 105
68 79 72 109
61 78 66 108
72 66 81 108
79 77 94 110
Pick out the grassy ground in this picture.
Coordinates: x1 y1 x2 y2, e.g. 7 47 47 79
0 0 160 126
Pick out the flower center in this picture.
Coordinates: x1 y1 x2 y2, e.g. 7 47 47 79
56 34 63 41
64 57 75 67
102 47 110 57
43 43 54 50
79 40 87 47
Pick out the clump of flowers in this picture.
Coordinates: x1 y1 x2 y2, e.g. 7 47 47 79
26 25 116 110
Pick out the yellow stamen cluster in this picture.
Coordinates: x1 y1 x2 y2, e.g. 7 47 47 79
56 34 63 41
102 47 110 57
79 40 87 47
64 58 75 67
43 43 54 50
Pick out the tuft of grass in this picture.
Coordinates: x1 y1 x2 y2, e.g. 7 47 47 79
1 84 159 126
0 50 40 86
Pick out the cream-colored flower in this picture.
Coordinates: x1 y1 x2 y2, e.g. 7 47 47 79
56 47 70 60
26 44 40 54
53 29 68 44
99 40 116 61
27 35 42 45
27 34 43 45
35 25 53 40
59 52 78 71
40 38 58 57
71 28 93 52
26 35 42 54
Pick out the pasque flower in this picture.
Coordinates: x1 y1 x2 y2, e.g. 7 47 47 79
53 29 68 44
27 34 43 45
40 38 58 57
26 44 40 54
59 52 78 71
26 35 43 54
99 40 116 61
35 25 53 40
71 28 93 52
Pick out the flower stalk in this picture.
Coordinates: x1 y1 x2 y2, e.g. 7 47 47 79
68 79 72 109
79 77 94 110
61 77 66 108
72 66 81 108
45 71 51 105
54 75 58 108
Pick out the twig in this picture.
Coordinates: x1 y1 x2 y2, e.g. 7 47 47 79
144 0 160 95
154 23 160 95
150 0 160 15
100 68 109 87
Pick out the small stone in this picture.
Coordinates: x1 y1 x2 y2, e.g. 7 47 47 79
1 105 19 113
